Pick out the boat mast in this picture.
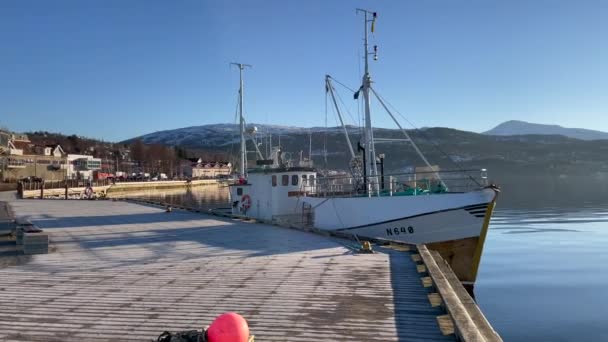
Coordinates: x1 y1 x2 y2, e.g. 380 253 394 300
357 9 379 195
231 62 252 178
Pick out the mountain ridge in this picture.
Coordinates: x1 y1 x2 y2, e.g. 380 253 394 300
125 123 365 147
483 120 608 140
121 122 608 179
126 120 608 147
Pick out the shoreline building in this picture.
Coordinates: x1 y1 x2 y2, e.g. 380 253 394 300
0 134 68 181
66 154 102 180
182 158 232 178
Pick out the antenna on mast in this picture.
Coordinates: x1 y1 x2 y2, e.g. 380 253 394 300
230 62 252 178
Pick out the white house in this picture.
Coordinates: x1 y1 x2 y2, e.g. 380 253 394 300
183 158 232 178
67 154 102 179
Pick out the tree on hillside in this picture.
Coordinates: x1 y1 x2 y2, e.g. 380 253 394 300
130 139 146 164
174 146 188 160
67 134 82 153
146 144 165 161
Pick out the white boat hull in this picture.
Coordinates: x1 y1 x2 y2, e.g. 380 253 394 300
303 187 498 283
303 188 498 245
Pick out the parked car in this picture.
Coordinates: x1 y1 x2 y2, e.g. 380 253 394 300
20 176 43 183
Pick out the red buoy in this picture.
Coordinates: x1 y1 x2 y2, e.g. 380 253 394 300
207 312 250 342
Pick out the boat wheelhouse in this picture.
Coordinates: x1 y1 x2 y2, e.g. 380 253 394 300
230 165 316 222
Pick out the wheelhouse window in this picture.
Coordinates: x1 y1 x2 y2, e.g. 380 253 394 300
292 175 298 186
272 175 277 187
237 188 243 196
309 175 315 185
282 175 289 186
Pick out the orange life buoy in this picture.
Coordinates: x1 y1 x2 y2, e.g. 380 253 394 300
241 194 251 211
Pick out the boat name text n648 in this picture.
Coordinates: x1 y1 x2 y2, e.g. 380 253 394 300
386 226 415 236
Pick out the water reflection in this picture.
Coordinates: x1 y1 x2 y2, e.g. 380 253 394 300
110 184 230 212
477 206 608 341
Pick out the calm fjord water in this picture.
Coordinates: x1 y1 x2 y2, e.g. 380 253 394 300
121 182 608 341
476 206 608 341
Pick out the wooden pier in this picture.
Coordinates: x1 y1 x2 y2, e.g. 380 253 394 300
0 199 500 341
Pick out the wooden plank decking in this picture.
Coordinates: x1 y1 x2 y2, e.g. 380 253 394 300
0 200 454 341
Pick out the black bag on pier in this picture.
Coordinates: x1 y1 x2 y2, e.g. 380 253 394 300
155 330 205 342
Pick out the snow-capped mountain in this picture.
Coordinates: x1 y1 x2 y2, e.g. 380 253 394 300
117 122 608 180
128 123 362 147
484 120 608 141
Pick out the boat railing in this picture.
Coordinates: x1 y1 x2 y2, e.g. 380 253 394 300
302 169 488 198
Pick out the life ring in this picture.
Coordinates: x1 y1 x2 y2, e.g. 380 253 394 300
84 186 94 199
240 194 251 211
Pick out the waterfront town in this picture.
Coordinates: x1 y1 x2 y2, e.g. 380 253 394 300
0 128 232 184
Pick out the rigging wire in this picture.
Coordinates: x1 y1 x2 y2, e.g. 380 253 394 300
357 49 363 135
228 89 241 166
324 85 328 167
327 75 358 94
372 89 482 187
328 88 348 129
359 96 365 138
357 92 362 131
333 85 358 126
358 48 362 81
326 75 365 141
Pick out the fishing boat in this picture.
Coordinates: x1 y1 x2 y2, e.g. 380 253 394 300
227 10 499 286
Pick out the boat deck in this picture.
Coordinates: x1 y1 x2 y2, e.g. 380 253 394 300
0 199 453 341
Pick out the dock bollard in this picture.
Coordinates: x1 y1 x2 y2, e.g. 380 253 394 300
359 241 373 253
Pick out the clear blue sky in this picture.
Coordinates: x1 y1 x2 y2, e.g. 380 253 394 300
1 0 607 141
